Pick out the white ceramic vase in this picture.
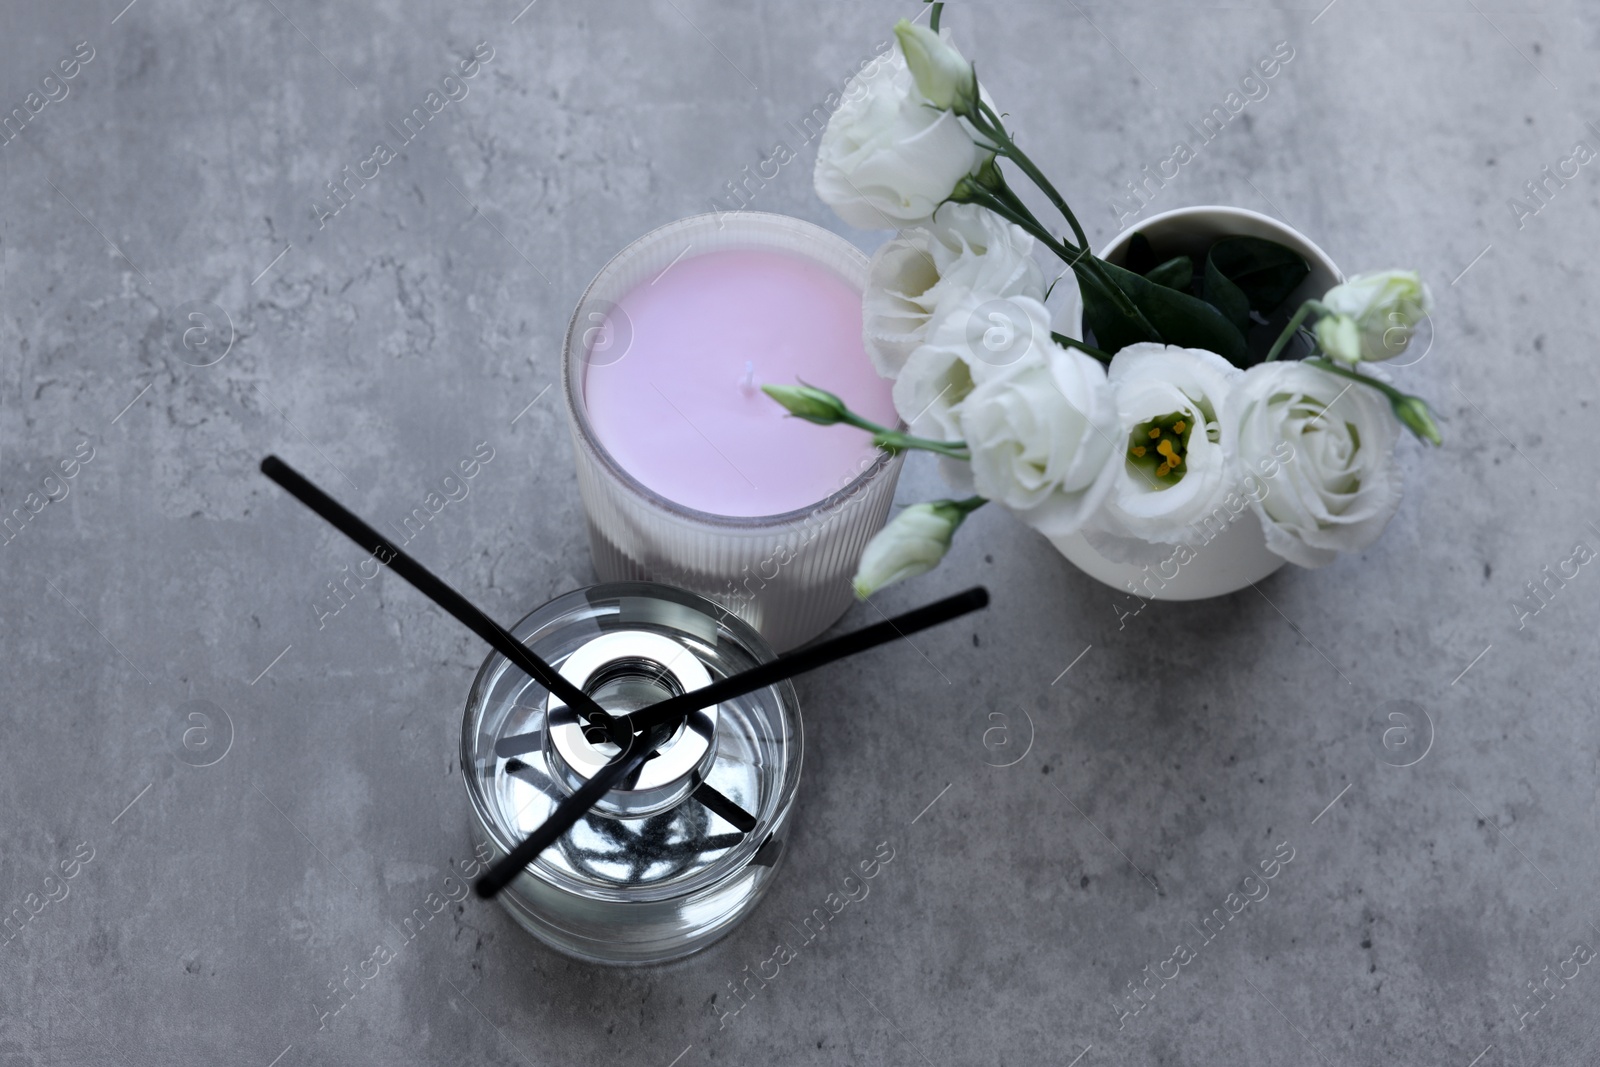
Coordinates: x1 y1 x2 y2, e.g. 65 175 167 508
1048 205 1342 601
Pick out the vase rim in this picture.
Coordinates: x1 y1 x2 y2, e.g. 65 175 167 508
1098 203 1343 285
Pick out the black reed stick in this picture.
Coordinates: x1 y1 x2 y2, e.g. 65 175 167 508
259 456 608 725
260 456 758 871
476 586 989 898
630 586 989 734
491 586 991 756
692 781 758 833
474 723 669 899
260 455 988 900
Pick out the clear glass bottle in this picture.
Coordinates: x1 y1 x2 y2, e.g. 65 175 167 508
460 582 802 964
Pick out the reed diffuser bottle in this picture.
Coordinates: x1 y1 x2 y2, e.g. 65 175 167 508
461 582 802 964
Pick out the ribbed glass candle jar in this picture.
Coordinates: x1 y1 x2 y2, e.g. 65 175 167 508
460 583 802 965
562 212 904 652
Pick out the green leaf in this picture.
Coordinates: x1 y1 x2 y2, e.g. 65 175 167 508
1203 255 1251 333
1207 236 1310 314
1124 232 1158 276
1079 260 1250 365
1145 255 1193 292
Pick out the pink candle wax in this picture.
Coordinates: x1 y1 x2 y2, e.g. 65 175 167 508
583 248 898 517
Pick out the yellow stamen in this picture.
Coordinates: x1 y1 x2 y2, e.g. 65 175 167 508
1148 427 1162 439
1173 420 1187 434
1157 439 1183 467
1156 462 1171 477
1130 446 1147 457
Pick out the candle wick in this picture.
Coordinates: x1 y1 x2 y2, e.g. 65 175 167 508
740 360 756 395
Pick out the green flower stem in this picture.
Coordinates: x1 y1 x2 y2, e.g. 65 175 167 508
761 384 975 458
962 110 1156 342
989 179 1078 254
1264 299 1332 362
958 185 1071 257
1051 331 1113 363
873 432 971 460
974 100 1090 252
979 167 1158 343
949 494 987 516
986 179 1119 310
1305 357 1442 445
1304 357 1407 404
928 1 942 31
956 184 1162 344
870 429 969 460
969 105 1164 349
835 411 971 460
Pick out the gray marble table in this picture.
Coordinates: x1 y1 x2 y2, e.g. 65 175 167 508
3 1 1597 1063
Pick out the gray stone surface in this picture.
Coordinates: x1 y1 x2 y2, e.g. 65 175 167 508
3 0 1598 1064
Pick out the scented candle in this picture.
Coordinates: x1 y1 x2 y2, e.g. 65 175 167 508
563 213 905 651
584 248 895 517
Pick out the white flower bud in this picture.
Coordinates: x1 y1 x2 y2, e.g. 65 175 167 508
853 500 975 598
1318 270 1433 363
1312 314 1363 365
894 20 977 113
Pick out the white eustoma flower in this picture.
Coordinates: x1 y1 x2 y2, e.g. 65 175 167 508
863 203 1043 381
852 499 977 598
1224 361 1403 567
813 32 993 230
891 293 1053 444
1315 270 1433 364
1090 344 1241 551
956 336 1120 538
